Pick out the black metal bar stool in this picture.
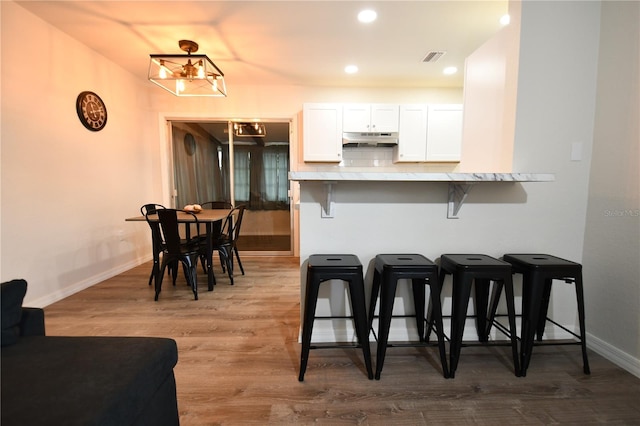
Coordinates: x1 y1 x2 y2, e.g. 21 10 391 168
488 254 590 376
367 254 449 379
298 254 374 381
431 254 520 378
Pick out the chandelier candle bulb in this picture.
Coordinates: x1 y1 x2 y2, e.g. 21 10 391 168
159 66 167 79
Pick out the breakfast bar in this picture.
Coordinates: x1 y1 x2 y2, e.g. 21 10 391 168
290 171 555 218
290 170 557 345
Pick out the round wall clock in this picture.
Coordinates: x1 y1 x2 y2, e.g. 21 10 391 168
184 133 196 155
76 91 107 131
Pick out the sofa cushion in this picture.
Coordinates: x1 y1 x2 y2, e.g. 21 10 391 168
1 335 179 426
1 279 27 347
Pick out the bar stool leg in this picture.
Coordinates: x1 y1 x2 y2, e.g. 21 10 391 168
424 272 444 343
474 278 491 342
348 277 374 380
368 269 382 333
520 271 544 377
299 276 321 382
485 279 520 377
373 272 397 379
502 276 521 377
429 279 450 378
485 281 503 337
424 295 435 343
411 278 427 342
574 275 591 374
536 278 553 341
449 275 473 378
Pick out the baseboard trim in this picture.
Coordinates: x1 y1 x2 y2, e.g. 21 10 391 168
28 256 150 308
586 332 640 379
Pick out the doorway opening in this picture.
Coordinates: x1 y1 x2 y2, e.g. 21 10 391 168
170 120 292 254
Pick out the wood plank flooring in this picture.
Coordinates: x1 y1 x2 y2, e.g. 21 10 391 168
43 257 640 425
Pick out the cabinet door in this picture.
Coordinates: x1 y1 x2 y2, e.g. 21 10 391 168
370 104 399 133
426 105 463 162
342 104 371 132
303 103 343 162
394 105 428 162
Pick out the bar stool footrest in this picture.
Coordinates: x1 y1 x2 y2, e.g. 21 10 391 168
309 343 365 350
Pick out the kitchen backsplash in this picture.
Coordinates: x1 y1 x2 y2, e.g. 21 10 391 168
296 146 460 173
341 146 395 167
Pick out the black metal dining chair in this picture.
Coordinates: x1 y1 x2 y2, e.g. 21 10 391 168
194 201 233 238
151 209 202 301
140 203 166 287
216 205 246 283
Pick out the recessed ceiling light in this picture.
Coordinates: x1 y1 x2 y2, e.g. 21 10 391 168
500 14 511 26
345 65 359 74
443 66 458 75
358 9 377 23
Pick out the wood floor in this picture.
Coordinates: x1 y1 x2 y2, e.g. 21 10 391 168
43 257 640 425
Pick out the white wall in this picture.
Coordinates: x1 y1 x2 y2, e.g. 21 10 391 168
1 2 161 305
582 1 640 374
460 0 521 172
510 0 601 318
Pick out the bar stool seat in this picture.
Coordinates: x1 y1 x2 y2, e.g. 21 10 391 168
433 254 520 378
298 254 374 381
488 254 590 376
368 254 448 379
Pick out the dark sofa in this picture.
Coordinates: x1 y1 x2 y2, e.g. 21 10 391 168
1 279 180 426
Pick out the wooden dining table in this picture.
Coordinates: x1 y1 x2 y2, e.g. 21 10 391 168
126 209 231 291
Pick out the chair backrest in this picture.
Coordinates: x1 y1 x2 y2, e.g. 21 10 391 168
141 204 166 252
152 209 199 254
227 205 246 244
200 201 233 210
140 203 166 215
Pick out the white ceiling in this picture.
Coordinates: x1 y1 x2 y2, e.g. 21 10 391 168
17 0 509 89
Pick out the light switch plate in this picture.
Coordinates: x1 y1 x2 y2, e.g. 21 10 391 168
571 142 583 161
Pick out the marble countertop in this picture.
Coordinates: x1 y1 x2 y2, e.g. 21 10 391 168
289 171 555 182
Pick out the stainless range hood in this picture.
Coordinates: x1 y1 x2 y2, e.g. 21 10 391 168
342 132 399 147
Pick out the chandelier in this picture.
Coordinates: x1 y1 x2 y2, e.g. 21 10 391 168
233 122 266 137
149 40 227 97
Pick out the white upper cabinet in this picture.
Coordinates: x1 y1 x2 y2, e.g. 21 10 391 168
394 104 463 163
425 104 463 162
302 103 343 162
302 102 461 163
394 105 428 162
343 104 399 133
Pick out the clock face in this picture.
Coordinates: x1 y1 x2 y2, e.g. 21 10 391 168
76 91 107 131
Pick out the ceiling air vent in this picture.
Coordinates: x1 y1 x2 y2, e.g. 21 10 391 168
422 51 446 63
